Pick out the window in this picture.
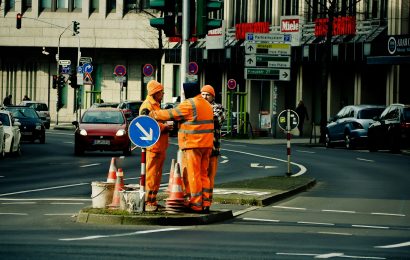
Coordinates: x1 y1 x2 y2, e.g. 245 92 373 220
108 0 116 13
40 0 52 11
6 0 16 12
125 0 148 13
57 0 68 10
23 0 32 12
91 0 99 12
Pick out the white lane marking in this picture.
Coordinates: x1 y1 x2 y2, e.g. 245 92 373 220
315 253 344 258
222 148 307 177
264 166 277 169
0 213 28 215
375 241 410 249
250 163 264 168
273 205 306 210
0 183 89 197
0 176 4 178
63 142 73 144
222 143 247 147
322 209 356 214
296 150 316 154
80 163 101 168
50 202 84 205
221 155 228 159
59 227 184 241
0 198 91 201
318 232 352 236
277 253 317 257
1 202 36 205
298 221 334 226
44 213 76 216
232 206 261 217
371 212 405 217
220 160 229 164
357 157 375 163
277 252 385 259
242 217 280 223
352 224 389 229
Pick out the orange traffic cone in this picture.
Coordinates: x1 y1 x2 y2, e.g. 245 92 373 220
166 159 176 193
165 163 185 213
106 157 117 183
109 168 125 208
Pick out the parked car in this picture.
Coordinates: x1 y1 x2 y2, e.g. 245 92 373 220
0 109 22 156
325 105 385 149
90 102 120 109
72 108 131 156
118 100 143 122
6 106 45 144
368 103 410 153
19 101 51 129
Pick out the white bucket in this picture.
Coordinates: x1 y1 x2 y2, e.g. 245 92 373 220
120 190 141 212
91 181 115 208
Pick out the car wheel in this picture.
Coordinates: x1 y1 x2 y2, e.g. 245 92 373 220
344 133 354 150
325 133 333 148
15 143 22 156
74 142 84 156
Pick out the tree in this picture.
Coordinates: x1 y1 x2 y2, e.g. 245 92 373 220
305 0 361 143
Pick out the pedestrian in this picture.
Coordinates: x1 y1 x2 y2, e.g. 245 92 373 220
3 94 12 106
149 83 214 213
295 100 309 137
23 95 30 101
201 85 225 212
139 80 172 212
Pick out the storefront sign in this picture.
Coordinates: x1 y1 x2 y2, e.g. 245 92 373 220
235 22 270 40
315 16 356 37
387 35 410 55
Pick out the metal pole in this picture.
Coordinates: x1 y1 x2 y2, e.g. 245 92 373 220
180 0 190 101
138 148 146 212
286 109 292 176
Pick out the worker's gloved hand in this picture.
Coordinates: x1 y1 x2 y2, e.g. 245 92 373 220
140 108 150 116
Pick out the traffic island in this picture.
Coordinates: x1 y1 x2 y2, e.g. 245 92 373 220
77 207 234 226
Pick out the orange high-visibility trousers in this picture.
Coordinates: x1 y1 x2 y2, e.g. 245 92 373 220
146 150 166 206
207 155 219 203
182 148 212 211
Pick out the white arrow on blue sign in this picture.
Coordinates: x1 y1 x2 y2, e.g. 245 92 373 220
128 116 160 148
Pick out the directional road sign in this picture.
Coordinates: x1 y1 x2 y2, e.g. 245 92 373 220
245 55 291 68
83 63 93 73
244 68 290 81
128 116 160 148
245 42 291 55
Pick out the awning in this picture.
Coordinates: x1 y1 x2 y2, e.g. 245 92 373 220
367 56 410 65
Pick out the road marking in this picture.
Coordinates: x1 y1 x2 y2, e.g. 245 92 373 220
277 253 317 257
80 163 101 168
63 142 73 144
296 149 316 154
222 143 247 147
0 176 4 178
298 221 334 226
50 202 84 205
264 166 277 169
222 148 307 177
0 213 28 215
232 206 261 217
44 213 76 216
352 224 389 229
375 241 410 249
250 163 264 168
322 209 356 214
273 205 306 210
59 227 184 241
356 157 375 163
214 189 271 196
220 160 229 164
243 217 280 222
318 232 352 236
0 183 89 197
277 252 385 259
1 202 36 205
371 212 405 217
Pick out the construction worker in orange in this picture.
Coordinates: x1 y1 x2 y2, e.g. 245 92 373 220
149 83 214 213
139 80 172 212
201 85 225 212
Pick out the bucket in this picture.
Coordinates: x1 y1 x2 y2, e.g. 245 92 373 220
91 181 115 208
120 189 142 212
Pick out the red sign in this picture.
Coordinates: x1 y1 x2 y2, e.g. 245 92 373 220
235 22 270 40
281 18 300 33
188 62 198 75
315 16 356 37
227 79 236 90
114 65 126 76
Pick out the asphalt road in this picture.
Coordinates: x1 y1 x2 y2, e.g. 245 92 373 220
0 130 409 259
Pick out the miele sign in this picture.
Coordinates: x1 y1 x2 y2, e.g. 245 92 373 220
280 16 303 46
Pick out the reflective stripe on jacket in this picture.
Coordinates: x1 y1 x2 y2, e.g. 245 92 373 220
150 94 214 150
139 95 169 153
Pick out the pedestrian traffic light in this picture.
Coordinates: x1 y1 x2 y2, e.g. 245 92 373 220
195 0 223 38
149 0 176 37
58 75 65 88
16 13 22 29
69 74 78 89
72 21 80 35
52 75 58 89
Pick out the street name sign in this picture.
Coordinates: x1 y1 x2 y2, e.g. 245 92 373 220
246 33 288 43
245 42 291 55
245 68 290 81
128 116 160 148
245 55 291 68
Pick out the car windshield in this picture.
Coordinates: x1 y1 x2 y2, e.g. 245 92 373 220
358 108 384 119
128 102 142 111
8 108 39 119
29 103 48 111
403 108 410 120
0 113 10 126
82 111 125 124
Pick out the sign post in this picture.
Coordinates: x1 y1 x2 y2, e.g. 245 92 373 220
128 116 161 212
277 109 299 176
114 65 127 102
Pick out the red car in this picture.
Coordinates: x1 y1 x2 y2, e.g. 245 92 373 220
72 108 131 156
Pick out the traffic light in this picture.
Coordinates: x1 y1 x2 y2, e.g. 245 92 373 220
195 0 223 38
16 13 22 29
149 0 176 37
72 21 80 35
56 87 63 111
52 75 58 89
69 74 78 89
58 75 65 88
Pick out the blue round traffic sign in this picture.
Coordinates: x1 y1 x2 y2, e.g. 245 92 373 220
143 64 154 77
128 116 160 148
83 63 93 73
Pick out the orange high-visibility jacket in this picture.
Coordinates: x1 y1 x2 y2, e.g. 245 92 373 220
150 94 214 150
139 95 169 153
